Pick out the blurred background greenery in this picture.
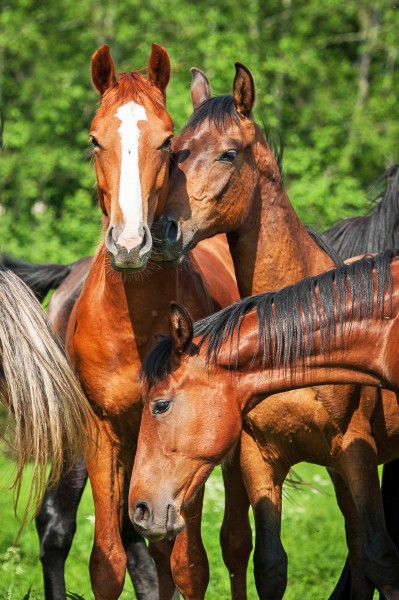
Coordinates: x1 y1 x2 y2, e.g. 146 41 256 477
1 0 398 262
0 1 397 597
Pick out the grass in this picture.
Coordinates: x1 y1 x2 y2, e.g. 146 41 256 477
0 438 361 600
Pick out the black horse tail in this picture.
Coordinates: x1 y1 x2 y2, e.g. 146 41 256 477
0 255 75 302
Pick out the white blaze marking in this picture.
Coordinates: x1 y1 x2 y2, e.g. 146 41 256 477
115 101 148 251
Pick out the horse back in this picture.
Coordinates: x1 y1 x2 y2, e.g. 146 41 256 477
48 256 93 342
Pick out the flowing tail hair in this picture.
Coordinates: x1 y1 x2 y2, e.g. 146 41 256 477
0 268 93 524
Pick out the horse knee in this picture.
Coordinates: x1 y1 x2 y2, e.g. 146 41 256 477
170 541 209 600
253 544 287 600
363 539 399 593
90 544 127 600
35 507 76 562
220 519 253 576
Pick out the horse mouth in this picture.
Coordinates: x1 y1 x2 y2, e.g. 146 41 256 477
156 254 186 269
151 239 191 267
109 253 150 273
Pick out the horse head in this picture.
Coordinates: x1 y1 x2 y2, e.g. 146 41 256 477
128 302 242 540
154 62 274 264
90 44 173 272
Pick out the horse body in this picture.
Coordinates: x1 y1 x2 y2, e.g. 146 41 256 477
69 246 238 600
322 163 399 597
154 65 399 598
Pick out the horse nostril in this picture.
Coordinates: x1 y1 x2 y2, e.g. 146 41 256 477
138 224 152 257
164 217 180 245
105 226 117 254
133 501 151 527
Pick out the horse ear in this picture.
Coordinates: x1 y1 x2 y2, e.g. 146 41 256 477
190 68 211 109
148 43 170 99
91 45 116 96
169 302 193 355
233 62 255 118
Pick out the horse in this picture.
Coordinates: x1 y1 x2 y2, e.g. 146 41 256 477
20 43 239 600
323 163 399 597
131 251 399 600
0 267 91 519
151 64 399 598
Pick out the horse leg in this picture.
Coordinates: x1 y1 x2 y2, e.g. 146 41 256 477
170 488 209 600
381 458 399 554
122 477 159 600
220 445 252 600
327 457 399 599
329 470 375 600
35 454 88 599
338 439 399 599
149 540 180 600
86 421 127 600
240 428 288 600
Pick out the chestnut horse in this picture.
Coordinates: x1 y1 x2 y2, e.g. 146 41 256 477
0 267 91 514
153 64 399 598
30 44 238 600
131 251 399 600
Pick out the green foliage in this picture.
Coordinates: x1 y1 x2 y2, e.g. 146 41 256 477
1 1 398 260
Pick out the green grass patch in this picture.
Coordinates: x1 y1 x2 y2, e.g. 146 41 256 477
0 446 373 598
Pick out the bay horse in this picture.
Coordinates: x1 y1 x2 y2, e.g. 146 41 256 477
131 251 399 600
29 43 239 600
323 163 399 597
152 64 399 598
0 267 91 516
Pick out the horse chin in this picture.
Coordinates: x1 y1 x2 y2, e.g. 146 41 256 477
151 241 192 267
157 254 186 269
109 254 150 273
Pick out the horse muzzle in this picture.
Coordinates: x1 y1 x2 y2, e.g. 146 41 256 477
106 223 152 272
130 499 185 541
152 214 186 264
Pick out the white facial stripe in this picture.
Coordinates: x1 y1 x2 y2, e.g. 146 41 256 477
115 101 148 251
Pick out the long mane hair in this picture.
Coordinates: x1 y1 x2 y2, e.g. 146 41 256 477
324 164 399 259
141 250 394 389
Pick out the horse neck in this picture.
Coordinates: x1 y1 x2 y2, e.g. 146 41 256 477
227 124 334 298
92 241 217 351
225 293 399 414
90 243 184 347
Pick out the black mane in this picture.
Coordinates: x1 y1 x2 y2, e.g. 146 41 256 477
183 95 241 134
141 250 395 390
182 95 284 176
324 164 399 260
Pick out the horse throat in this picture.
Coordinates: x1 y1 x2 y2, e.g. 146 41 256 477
228 129 334 297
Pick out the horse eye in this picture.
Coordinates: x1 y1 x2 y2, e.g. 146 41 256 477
160 136 173 151
90 136 100 149
218 149 237 162
153 400 171 415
